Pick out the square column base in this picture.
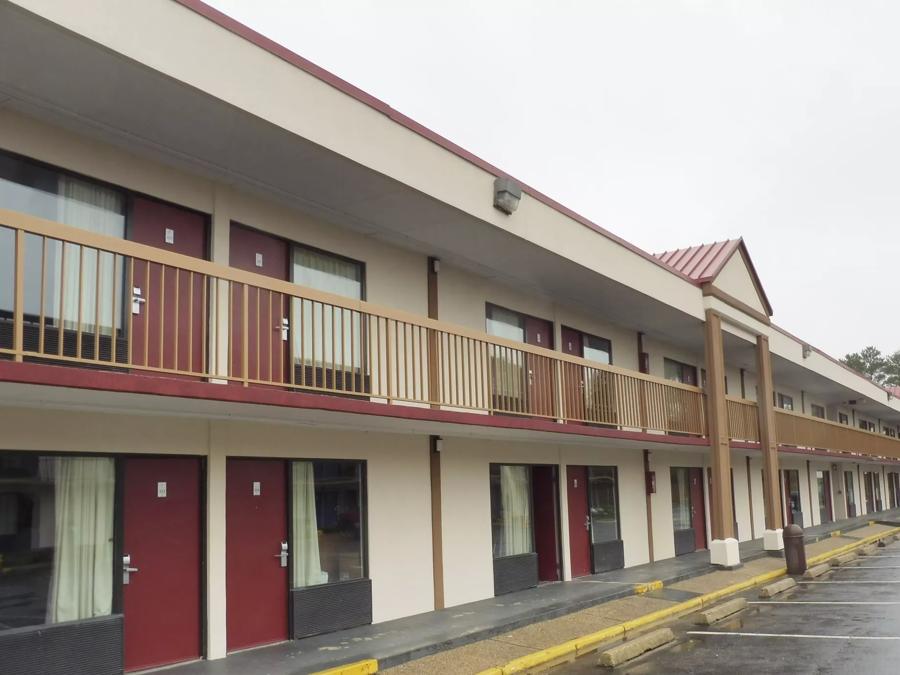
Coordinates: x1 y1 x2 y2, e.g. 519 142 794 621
764 528 784 552
710 538 741 569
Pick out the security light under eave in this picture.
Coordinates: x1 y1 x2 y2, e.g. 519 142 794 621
493 176 522 214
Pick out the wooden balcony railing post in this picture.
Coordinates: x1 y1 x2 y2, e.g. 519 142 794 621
13 229 24 361
385 321 393 403
554 360 564 423
241 283 249 386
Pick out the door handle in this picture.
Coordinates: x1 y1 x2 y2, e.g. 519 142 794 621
584 515 591 531
273 541 289 567
131 287 146 315
123 553 139 585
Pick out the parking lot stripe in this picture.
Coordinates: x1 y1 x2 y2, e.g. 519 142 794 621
687 631 900 640
749 601 900 605
836 565 900 569
799 580 900 584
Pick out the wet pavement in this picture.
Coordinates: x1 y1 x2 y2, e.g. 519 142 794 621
560 539 900 674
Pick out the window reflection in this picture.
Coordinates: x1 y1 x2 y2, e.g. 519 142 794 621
292 460 364 588
0 454 114 629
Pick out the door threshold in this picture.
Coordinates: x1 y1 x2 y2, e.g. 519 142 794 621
227 639 291 656
129 658 203 674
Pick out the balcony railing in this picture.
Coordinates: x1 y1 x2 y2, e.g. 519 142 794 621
0 209 707 436
726 396 900 460
726 396 760 443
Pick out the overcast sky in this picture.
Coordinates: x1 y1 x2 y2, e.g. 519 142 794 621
207 0 900 359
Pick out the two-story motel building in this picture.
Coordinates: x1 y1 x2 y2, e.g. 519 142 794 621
2 1 900 673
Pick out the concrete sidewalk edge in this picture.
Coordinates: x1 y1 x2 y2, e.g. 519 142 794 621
474 526 900 675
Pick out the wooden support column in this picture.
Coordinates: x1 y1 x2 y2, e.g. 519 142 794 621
643 449 654 562
429 435 444 610
704 310 734 541
755 334 784 531
427 260 445 610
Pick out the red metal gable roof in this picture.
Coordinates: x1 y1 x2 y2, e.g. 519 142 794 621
654 238 774 317
653 240 742 283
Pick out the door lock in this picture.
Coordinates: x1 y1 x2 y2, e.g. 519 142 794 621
131 287 146 315
274 540 289 567
122 553 139 585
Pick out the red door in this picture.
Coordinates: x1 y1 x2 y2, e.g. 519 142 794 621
690 467 706 550
129 197 208 375
566 465 592 577
226 459 289 651
122 457 201 672
524 316 555 417
533 465 560 582
560 327 585 423
229 225 290 386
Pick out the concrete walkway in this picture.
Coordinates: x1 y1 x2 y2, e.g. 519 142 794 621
387 519 900 674
165 509 900 675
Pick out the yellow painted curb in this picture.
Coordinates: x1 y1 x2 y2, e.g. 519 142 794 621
312 658 378 675
478 526 900 675
633 580 663 595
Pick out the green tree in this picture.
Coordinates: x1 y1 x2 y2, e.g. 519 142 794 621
881 350 900 388
842 346 888 385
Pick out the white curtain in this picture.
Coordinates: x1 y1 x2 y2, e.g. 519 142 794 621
292 461 328 587
46 457 115 624
500 465 532 556
55 176 124 334
292 248 362 371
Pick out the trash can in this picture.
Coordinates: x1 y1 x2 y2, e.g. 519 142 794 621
784 524 806 575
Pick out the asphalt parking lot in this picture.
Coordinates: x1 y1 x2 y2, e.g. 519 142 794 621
560 539 900 674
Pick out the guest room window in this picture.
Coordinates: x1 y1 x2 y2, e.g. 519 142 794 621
0 453 115 630
489 464 533 558
291 460 365 587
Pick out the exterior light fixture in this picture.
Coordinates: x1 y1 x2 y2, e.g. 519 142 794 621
802 344 812 359
493 176 522 215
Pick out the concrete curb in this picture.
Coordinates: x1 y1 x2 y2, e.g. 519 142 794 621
803 563 832 579
314 659 379 675
759 577 797 598
634 580 664 595
475 526 900 675
830 552 857 566
597 627 674 667
692 598 747 625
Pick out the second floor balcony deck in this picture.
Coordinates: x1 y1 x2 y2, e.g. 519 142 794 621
0 208 706 437
1 207 898 462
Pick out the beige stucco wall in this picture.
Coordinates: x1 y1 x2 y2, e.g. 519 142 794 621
779 455 815 528
438 437 649 608
747 456 767 536
714 252 767 316
0 407 434 657
0 109 428 317
437 261 638 368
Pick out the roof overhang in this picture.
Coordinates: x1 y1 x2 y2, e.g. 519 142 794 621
0 0 706 346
